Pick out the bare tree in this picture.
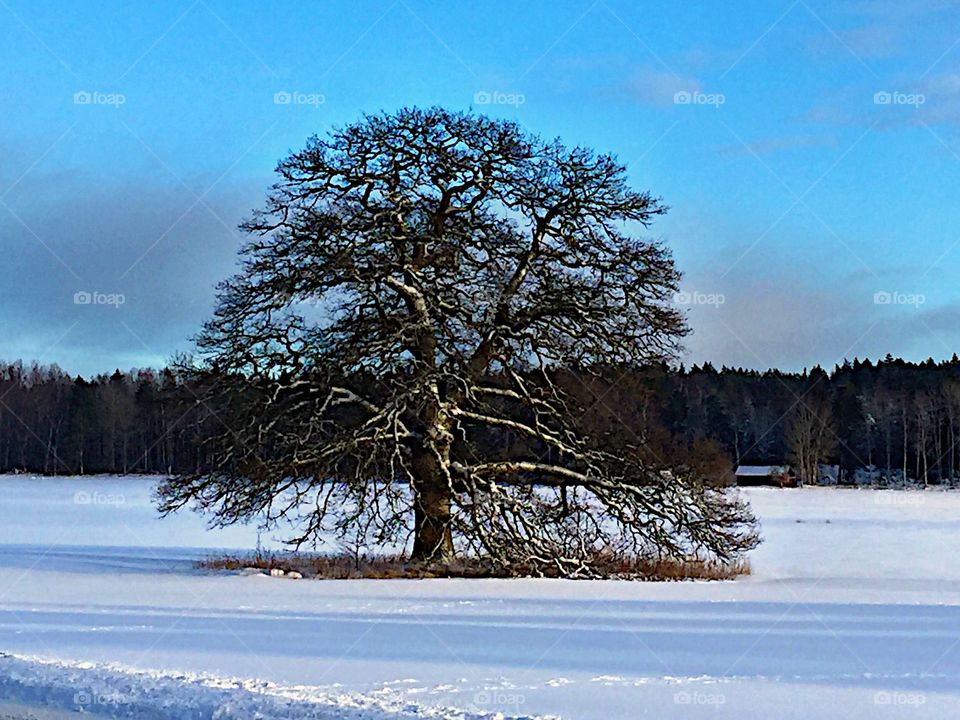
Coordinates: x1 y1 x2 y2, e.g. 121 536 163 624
157 108 757 576
943 379 960 482
785 394 836 486
863 383 897 482
913 390 938 486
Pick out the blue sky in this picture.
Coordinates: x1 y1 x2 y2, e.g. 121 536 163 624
3 0 960 376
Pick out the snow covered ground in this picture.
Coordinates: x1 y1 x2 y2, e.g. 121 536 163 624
1 476 959 718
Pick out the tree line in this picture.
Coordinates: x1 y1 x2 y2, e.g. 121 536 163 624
659 354 960 486
0 363 216 475
1 353 959 485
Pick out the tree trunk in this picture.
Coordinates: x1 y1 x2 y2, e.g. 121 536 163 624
950 417 956 483
410 401 455 563
902 413 908 482
885 423 892 483
411 469 454 562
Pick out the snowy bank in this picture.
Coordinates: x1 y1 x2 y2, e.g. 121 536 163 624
0 653 548 720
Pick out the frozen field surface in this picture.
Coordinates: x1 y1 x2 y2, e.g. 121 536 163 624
0 477 959 718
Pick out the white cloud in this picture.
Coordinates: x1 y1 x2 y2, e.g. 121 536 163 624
621 68 704 108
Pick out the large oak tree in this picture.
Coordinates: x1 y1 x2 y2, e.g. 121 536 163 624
159 107 757 576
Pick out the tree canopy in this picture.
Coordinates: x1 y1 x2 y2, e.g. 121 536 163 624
157 107 758 577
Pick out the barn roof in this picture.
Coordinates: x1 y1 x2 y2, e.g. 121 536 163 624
735 465 788 476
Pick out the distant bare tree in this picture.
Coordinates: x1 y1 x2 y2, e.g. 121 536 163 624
157 107 758 576
913 390 938 486
785 393 837 486
942 379 960 482
863 384 897 481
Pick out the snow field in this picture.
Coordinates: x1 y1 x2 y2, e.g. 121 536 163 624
1 477 959 718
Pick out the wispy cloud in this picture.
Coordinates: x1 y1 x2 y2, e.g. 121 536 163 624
717 133 839 157
620 68 704 107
